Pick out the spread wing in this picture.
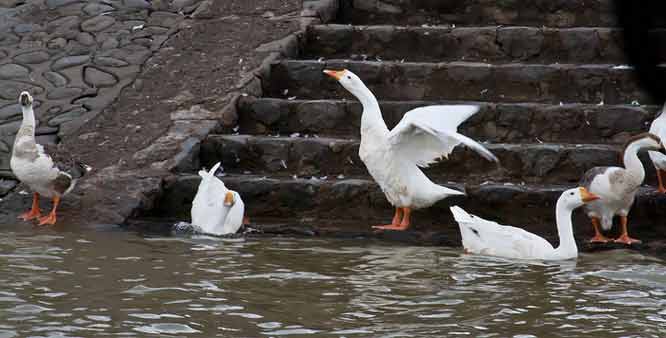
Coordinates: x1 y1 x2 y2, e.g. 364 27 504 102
387 105 498 167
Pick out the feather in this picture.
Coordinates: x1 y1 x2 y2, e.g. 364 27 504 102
387 105 498 167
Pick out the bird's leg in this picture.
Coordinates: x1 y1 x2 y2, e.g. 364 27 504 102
18 193 41 221
37 196 60 226
614 216 641 245
589 217 610 243
658 169 666 193
372 208 404 230
397 207 412 230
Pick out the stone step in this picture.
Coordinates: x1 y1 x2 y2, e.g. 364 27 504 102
156 174 666 242
305 24 643 64
268 60 653 104
237 97 657 144
199 134 662 185
339 0 617 28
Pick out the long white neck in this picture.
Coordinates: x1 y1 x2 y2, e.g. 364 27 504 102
21 104 36 131
351 83 388 135
552 198 578 259
622 142 646 184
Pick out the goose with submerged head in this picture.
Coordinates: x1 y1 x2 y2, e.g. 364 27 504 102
450 187 600 260
324 69 499 231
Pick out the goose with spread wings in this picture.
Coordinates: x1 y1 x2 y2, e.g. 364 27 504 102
324 69 498 230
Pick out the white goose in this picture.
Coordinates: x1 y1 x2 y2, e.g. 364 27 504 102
324 69 498 230
648 103 666 193
191 162 246 236
450 187 600 260
580 133 664 245
10 92 89 225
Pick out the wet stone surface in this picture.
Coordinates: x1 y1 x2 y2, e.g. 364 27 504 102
0 0 207 179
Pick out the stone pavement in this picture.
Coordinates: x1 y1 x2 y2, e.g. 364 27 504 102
0 0 303 224
0 0 211 179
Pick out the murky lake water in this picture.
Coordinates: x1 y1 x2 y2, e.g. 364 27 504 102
0 224 665 338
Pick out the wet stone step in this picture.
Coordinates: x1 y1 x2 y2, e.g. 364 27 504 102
340 0 618 28
305 25 644 64
157 175 666 243
268 60 652 104
237 97 657 144
199 135 655 184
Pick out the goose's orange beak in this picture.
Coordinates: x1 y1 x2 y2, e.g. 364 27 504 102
323 69 345 80
224 191 235 206
579 187 600 203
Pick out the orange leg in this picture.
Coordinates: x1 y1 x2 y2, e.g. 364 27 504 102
658 169 666 194
614 216 641 245
373 208 404 230
589 217 611 243
373 207 411 231
243 216 250 225
18 193 41 221
37 196 60 226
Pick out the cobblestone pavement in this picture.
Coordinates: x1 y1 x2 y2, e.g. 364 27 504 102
0 0 209 179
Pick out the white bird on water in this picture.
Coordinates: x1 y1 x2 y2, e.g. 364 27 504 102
324 69 498 231
191 162 246 236
450 187 600 260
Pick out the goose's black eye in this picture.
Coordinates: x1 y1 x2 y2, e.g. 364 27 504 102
347 76 351 79
570 192 574 196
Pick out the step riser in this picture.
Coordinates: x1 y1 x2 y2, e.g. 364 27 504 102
341 0 617 27
200 135 662 185
268 60 652 104
238 97 658 144
306 25 633 64
158 175 666 241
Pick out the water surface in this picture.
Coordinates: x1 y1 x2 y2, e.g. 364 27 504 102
0 224 664 337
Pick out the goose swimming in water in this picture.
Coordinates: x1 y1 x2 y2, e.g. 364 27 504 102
450 187 600 260
324 69 498 231
10 92 90 225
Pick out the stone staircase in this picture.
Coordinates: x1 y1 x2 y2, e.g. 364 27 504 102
158 0 666 242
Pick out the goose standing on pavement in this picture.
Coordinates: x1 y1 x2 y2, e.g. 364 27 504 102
580 133 664 244
10 92 90 225
324 69 499 231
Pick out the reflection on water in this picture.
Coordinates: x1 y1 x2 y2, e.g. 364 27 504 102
0 224 664 337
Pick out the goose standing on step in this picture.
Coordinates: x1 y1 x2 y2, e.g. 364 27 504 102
10 92 90 225
191 162 246 236
324 69 499 231
580 133 665 244
649 103 666 193
450 187 600 260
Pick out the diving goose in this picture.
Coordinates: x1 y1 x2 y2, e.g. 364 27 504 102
580 133 664 244
324 69 499 231
191 162 246 236
648 103 666 193
450 187 600 260
10 92 89 225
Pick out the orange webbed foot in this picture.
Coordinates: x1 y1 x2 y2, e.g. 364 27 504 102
589 234 611 243
613 234 641 245
18 209 41 221
372 224 410 231
37 213 57 226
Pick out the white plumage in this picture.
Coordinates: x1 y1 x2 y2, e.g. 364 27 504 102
191 162 245 236
10 91 89 225
450 187 599 260
324 69 498 230
580 133 664 244
648 103 666 192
